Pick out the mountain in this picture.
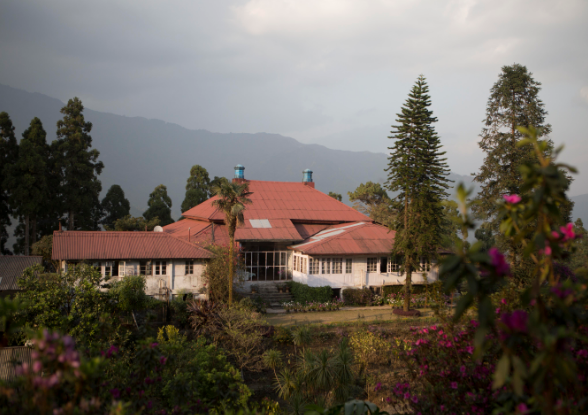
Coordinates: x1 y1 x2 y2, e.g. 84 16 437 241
0 84 478 222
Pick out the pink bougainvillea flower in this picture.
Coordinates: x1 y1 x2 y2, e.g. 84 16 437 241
539 246 552 256
500 310 528 335
516 403 529 414
503 194 522 204
374 382 382 392
150 342 159 348
450 382 458 389
552 231 560 239
560 223 577 241
489 247 511 276
551 284 573 300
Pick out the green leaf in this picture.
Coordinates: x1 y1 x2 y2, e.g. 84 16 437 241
454 293 473 322
493 354 510 389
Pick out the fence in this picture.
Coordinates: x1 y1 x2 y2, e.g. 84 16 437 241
0 346 32 381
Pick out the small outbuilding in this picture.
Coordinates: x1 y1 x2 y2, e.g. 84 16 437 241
0 255 43 298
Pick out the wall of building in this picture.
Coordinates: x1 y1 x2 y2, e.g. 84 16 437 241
62 259 207 298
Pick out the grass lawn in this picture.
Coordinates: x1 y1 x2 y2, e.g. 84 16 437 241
266 307 435 327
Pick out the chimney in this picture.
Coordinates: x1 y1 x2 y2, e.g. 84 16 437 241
232 164 246 184
58 222 62 232
302 169 315 188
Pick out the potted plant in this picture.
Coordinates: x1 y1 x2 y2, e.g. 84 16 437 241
251 284 259 294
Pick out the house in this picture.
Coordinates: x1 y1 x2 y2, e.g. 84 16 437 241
163 165 440 294
52 230 212 298
0 255 43 297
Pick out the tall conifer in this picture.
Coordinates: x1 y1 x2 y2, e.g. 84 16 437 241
4 118 49 255
101 184 131 230
386 75 450 311
473 64 573 265
53 98 104 230
181 165 211 213
143 184 174 226
0 112 18 254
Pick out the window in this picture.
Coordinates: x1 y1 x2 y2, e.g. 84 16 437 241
345 258 353 274
118 261 126 277
140 261 152 276
244 251 291 281
388 256 401 272
420 257 431 272
321 258 331 274
380 257 388 273
105 262 113 277
185 260 194 275
302 257 307 274
332 258 342 274
309 258 320 274
294 256 299 272
92 262 101 272
154 261 167 276
367 257 378 272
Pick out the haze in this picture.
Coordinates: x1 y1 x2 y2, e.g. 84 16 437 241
1 0 587 193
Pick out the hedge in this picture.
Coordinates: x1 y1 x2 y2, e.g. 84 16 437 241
383 284 428 297
342 287 373 306
286 281 332 303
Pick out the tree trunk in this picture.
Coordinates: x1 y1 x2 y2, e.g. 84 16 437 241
68 210 74 230
404 262 411 312
31 215 37 246
228 236 234 306
24 215 30 256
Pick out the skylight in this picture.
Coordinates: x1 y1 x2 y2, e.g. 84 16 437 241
249 219 272 228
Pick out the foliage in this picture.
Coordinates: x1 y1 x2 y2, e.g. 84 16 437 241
570 218 588 270
440 126 588 413
3 117 49 255
169 293 194 329
53 97 104 230
0 112 18 254
190 302 268 372
347 182 395 227
386 75 451 311
382 285 427 296
211 180 252 305
181 164 211 213
328 192 342 201
203 244 244 303
282 300 342 313
286 281 332 304
31 234 58 273
143 184 174 226
474 222 496 253
100 185 130 230
342 288 373 306
15 264 118 349
111 214 160 231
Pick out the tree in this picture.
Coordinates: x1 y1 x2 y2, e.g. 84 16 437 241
473 64 573 266
210 176 229 190
181 165 211 213
0 112 18 254
570 218 588 270
101 185 131 230
386 75 451 311
53 98 104 230
211 181 252 305
347 181 395 227
474 222 496 253
111 215 160 231
143 184 174 226
328 192 342 201
3 118 50 255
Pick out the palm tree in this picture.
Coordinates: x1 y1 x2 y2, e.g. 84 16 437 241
211 181 252 305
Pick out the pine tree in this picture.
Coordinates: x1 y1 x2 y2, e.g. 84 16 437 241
101 185 131 230
386 75 451 311
181 165 211 213
4 118 50 255
143 184 174 226
0 112 19 254
473 64 573 264
328 192 342 201
53 97 104 230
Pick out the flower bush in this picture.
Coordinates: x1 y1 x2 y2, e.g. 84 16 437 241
282 299 343 313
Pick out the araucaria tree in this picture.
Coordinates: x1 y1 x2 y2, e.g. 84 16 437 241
472 64 572 268
4 118 49 255
101 184 131 229
0 112 18 254
386 75 451 311
53 98 104 230
143 184 174 226
211 181 252 305
181 165 211 213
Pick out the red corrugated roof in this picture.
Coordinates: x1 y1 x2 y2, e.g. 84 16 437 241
182 181 371 223
52 231 212 260
289 222 395 255
294 223 331 239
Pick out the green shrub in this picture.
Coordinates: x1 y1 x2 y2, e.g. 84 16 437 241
382 284 427 297
342 287 373 305
286 281 332 303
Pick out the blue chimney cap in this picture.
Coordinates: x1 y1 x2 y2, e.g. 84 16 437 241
302 169 313 182
234 164 245 179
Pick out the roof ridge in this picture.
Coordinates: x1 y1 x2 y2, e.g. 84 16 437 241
290 222 369 250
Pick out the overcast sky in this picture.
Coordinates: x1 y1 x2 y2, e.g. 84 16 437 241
1 0 588 193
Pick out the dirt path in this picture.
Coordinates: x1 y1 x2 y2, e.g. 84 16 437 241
265 308 434 326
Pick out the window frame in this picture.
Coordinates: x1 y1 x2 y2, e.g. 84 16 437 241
332 258 343 274
345 258 353 274
185 260 194 275
367 257 378 272
321 258 331 274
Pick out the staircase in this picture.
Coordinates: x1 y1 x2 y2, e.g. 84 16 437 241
248 284 293 308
